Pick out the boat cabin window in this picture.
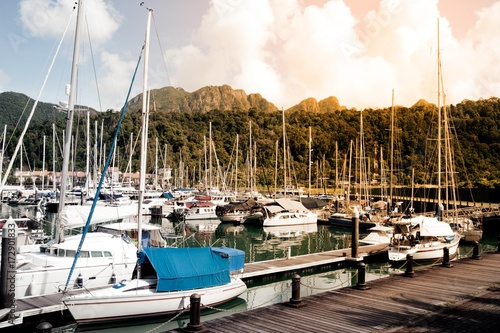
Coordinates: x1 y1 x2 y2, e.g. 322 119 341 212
66 250 76 257
58 249 65 257
103 251 112 257
80 251 90 258
91 251 103 257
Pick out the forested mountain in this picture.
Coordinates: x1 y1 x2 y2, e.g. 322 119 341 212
1 87 500 189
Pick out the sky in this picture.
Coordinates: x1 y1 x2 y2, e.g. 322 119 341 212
1 0 499 111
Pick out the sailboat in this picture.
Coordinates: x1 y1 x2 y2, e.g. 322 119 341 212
261 198 317 227
258 109 317 227
388 19 461 262
0 1 144 299
328 113 387 229
62 6 247 324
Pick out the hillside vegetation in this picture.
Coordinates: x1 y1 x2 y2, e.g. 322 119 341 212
1 87 500 189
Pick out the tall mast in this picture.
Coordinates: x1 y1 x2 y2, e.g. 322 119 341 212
235 134 238 195
209 122 212 192
137 6 153 258
0 126 6 183
155 137 158 190
20 142 23 188
85 109 90 194
282 108 286 198
390 89 394 212
335 141 338 197
128 132 133 186
274 140 278 196
56 0 85 242
359 111 366 202
308 126 312 197
437 19 442 209
347 140 353 205
93 120 98 190
42 135 46 190
203 136 207 189
249 121 252 194
52 124 56 191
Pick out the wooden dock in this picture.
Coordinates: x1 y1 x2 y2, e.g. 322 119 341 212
241 243 388 282
0 243 387 330
168 251 500 333
369 194 500 219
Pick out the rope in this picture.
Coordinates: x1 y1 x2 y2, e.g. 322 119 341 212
395 260 407 271
300 281 339 291
151 12 172 86
202 303 247 314
239 284 292 310
87 263 113 279
144 306 189 333
460 246 475 258
85 18 103 113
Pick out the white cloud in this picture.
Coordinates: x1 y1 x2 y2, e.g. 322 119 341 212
162 0 500 109
460 1 500 101
18 0 121 47
14 0 498 111
166 0 283 100
97 51 140 110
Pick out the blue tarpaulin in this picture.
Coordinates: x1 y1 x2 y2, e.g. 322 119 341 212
212 247 245 272
142 247 231 292
163 191 174 199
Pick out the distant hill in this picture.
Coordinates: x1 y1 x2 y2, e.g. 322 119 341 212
287 96 346 113
0 91 64 127
127 84 277 113
0 91 99 127
412 99 432 108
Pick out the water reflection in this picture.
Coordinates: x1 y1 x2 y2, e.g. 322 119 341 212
141 218 369 263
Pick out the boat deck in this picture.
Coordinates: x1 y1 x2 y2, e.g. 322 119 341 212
168 251 500 333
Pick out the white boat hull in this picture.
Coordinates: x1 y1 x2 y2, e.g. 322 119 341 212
263 212 317 227
388 234 460 262
15 233 137 297
63 278 247 324
219 211 248 223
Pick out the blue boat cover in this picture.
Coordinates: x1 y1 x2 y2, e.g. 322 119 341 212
163 191 174 199
212 247 245 272
142 247 231 292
